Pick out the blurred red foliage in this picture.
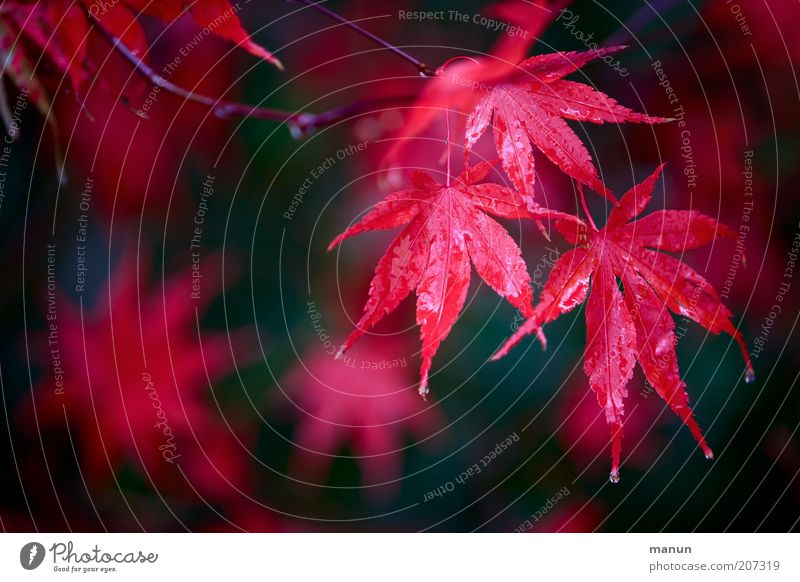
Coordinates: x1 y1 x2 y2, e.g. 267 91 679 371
26 245 255 505
279 336 445 499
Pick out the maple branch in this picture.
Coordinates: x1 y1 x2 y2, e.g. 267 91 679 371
296 0 438 77
215 94 411 138
93 19 412 136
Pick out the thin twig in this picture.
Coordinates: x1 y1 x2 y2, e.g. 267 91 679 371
92 17 414 137
297 0 437 77
603 0 684 47
215 94 413 137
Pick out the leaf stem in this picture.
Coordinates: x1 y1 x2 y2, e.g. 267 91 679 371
578 184 599 231
297 0 438 77
603 0 684 47
93 18 412 136
445 107 452 186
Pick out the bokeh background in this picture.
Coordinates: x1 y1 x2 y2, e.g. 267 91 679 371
1 0 799 532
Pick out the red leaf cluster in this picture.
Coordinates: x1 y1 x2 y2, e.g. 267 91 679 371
331 5 753 479
0 0 278 114
27 247 254 501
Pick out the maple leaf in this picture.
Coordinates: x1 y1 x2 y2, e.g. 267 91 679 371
492 165 755 482
382 0 565 167
0 0 279 124
330 161 579 398
463 46 669 206
68 21 238 217
125 0 281 68
385 33 667 207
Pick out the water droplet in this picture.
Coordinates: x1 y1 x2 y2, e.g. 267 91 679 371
418 385 429 401
745 367 756 384
704 449 714 461
609 470 620 484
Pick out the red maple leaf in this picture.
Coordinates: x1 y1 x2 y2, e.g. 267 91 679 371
382 0 565 167
492 165 754 482
0 0 279 116
384 12 667 203
330 160 578 397
463 46 669 205
124 0 280 66
67 16 240 217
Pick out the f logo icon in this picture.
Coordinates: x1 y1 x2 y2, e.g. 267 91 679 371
20 542 46 570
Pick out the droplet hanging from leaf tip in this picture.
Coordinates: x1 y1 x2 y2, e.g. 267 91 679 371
609 470 620 484
744 367 756 384
288 123 305 140
704 449 714 461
